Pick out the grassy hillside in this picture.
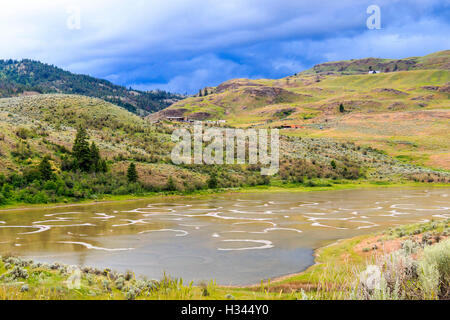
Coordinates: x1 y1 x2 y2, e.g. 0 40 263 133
0 59 183 115
0 93 447 206
150 51 450 169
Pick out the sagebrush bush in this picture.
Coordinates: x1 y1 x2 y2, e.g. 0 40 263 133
401 239 420 255
419 239 450 299
9 266 29 280
354 238 450 300
356 251 418 300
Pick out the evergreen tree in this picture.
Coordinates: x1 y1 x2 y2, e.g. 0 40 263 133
72 126 91 171
166 176 176 191
127 162 138 183
331 160 336 169
39 156 53 181
0 192 6 205
99 159 108 173
339 103 345 113
90 142 100 172
208 172 218 189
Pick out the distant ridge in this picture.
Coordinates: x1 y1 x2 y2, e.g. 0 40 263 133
148 50 450 170
301 50 450 75
0 59 183 115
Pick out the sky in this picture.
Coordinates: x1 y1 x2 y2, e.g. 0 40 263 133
0 0 449 94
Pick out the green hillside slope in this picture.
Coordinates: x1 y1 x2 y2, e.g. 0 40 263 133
0 93 447 206
150 51 450 169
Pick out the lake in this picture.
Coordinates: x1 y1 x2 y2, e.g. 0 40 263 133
0 187 449 285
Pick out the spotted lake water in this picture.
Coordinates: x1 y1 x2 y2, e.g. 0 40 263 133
0 188 449 285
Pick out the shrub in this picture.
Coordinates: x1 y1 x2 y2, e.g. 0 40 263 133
102 280 111 292
354 238 450 300
401 239 420 255
16 127 32 140
115 277 125 291
127 162 138 183
126 288 137 300
9 266 29 280
330 160 336 169
38 156 54 181
166 176 176 191
419 239 450 299
207 172 218 189
0 192 7 205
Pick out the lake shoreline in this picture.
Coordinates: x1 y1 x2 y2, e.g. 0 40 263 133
1 217 448 299
1 184 448 295
233 238 345 288
1 180 448 212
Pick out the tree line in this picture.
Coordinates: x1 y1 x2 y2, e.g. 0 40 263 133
0 126 140 205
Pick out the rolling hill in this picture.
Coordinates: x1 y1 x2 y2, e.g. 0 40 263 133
0 59 183 115
0 51 448 206
0 94 209 194
301 49 450 75
149 50 450 170
0 93 448 205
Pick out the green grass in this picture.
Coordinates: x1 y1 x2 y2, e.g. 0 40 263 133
155 53 450 171
1 179 448 211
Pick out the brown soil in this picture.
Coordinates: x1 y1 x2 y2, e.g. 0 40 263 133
427 153 450 170
373 88 408 95
422 85 440 91
246 281 347 293
354 234 449 257
438 84 450 93
189 112 211 120
216 80 263 93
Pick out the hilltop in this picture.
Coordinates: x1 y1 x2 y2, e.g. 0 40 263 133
0 59 183 115
302 50 450 75
149 50 450 170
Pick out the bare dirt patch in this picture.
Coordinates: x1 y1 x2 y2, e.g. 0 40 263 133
355 234 449 257
373 88 408 95
426 153 450 170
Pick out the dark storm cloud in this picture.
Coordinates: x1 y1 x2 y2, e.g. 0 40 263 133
0 0 448 93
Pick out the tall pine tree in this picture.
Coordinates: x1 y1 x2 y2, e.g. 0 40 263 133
90 142 100 172
127 163 138 183
166 176 176 191
207 171 218 189
39 156 53 181
72 126 91 172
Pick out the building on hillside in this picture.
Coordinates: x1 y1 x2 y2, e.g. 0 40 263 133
165 118 226 125
280 124 304 129
166 116 186 122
